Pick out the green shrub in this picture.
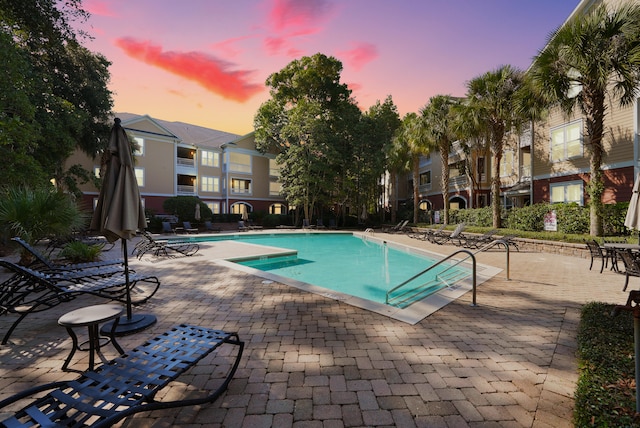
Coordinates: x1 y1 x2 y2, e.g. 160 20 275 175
162 196 212 222
603 202 630 236
505 204 549 231
58 241 103 263
262 214 292 228
574 302 637 427
450 206 496 227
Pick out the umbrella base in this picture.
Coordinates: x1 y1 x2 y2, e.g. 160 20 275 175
100 314 157 337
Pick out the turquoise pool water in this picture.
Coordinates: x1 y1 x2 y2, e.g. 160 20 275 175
185 233 470 307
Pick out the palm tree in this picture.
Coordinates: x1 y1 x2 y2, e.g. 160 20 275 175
420 95 460 225
528 2 640 236
386 132 411 224
393 113 430 225
465 65 525 228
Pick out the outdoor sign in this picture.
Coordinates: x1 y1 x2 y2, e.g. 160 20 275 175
434 210 440 224
544 210 557 232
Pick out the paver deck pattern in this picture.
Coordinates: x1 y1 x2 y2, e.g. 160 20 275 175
0 231 628 427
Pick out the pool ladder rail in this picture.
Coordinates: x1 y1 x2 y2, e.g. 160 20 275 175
385 239 511 308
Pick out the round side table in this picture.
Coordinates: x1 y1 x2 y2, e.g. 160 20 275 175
58 304 125 371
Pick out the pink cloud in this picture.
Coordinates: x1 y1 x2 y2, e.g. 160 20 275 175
83 0 117 17
338 42 378 71
268 0 333 32
115 38 264 102
212 35 258 58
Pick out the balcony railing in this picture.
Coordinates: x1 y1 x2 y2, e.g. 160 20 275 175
177 185 195 194
177 157 195 167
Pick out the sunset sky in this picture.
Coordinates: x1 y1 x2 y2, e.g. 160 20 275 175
79 0 580 135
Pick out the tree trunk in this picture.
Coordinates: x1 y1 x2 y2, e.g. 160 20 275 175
440 147 450 225
585 90 605 237
491 148 502 229
413 156 420 224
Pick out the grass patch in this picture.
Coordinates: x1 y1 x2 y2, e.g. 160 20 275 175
575 302 639 426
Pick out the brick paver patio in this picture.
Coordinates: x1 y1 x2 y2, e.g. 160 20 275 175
0 231 628 427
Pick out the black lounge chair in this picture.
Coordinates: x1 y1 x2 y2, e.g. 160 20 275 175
0 324 243 428
12 237 124 271
463 229 500 249
431 223 466 245
410 224 445 241
161 221 176 234
182 221 199 234
383 220 407 233
133 232 199 260
0 261 160 344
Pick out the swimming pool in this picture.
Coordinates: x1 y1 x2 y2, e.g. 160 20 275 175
178 232 500 323
233 234 469 306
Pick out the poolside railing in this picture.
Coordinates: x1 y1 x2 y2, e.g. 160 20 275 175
385 238 511 309
386 249 476 308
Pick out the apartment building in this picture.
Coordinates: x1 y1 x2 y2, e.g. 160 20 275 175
410 0 638 216
69 114 287 218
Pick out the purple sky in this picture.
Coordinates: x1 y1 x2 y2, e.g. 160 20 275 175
80 0 580 134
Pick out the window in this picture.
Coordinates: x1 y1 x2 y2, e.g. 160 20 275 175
270 203 287 214
419 171 431 186
500 150 514 177
269 158 280 177
229 152 251 173
550 181 583 205
551 121 582 161
231 203 251 215
231 178 251 194
201 150 219 167
134 167 144 187
207 202 220 214
201 176 220 192
133 137 144 156
269 181 281 196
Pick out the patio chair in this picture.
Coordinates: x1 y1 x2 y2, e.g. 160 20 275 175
0 324 243 428
132 232 199 260
204 220 221 232
12 237 123 272
182 221 199 234
585 240 607 273
0 260 160 344
161 221 176 234
464 229 500 249
617 249 640 291
410 224 445 241
431 223 466 245
383 220 406 233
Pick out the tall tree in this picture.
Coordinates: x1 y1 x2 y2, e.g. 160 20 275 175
529 2 640 236
420 95 460 225
254 53 361 223
0 0 113 193
465 65 525 228
393 112 429 224
361 96 401 222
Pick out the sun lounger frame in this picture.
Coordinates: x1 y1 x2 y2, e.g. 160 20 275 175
0 261 160 344
0 324 244 428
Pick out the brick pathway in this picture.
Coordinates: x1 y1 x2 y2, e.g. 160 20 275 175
0 232 629 427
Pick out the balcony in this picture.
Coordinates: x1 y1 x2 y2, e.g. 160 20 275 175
177 185 195 195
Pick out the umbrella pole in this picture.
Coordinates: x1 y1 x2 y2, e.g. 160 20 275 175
123 239 132 320
100 238 156 337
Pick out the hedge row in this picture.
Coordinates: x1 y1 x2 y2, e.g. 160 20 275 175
448 202 630 236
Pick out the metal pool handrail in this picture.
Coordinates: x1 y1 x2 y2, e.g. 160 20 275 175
385 238 512 308
386 249 477 307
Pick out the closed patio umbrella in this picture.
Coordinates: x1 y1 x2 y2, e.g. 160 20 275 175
90 118 156 335
625 172 640 244
195 203 201 221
